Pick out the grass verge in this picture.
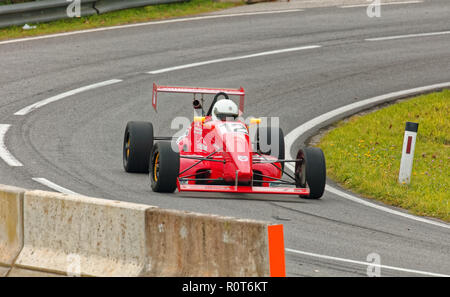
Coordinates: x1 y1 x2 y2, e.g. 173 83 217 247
317 89 449 222
0 0 244 41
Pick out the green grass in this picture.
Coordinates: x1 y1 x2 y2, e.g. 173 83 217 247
0 0 243 40
0 1 33 5
317 89 450 221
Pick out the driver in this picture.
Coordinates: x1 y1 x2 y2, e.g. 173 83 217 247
211 99 239 121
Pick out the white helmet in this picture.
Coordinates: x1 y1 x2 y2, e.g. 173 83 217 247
212 99 239 121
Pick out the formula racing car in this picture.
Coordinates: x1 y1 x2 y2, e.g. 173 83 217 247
123 83 326 198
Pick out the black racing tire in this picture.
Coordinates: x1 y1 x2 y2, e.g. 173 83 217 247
123 121 154 173
150 142 180 193
295 147 326 199
257 125 285 171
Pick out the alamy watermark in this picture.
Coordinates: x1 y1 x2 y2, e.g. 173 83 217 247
66 253 81 277
366 252 381 277
169 115 282 156
367 0 382 18
67 0 81 18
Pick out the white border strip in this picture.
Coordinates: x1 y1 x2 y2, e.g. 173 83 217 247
340 1 423 8
284 82 450 229
14 79 122 116
0 124 23 167
325 185 449 229
0 9 303 46
148 45 321 74
32 177 80 195
366 30 450 41
285 248 450 277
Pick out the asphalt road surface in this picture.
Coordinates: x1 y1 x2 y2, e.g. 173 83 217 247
0 0 449 276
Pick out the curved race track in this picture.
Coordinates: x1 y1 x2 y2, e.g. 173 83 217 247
0 0 449 276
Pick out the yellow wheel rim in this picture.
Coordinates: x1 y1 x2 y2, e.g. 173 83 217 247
153 152 159 181
126 138 130 158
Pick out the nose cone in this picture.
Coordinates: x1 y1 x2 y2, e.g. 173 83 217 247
223 133 252 182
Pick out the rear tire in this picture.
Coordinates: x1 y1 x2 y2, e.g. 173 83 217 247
150 142 180 193
123 121 154 173
257 125 285 170
295 147 326 199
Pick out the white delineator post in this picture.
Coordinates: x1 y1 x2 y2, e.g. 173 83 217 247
398 122 419 184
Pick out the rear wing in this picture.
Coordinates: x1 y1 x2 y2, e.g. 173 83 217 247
152 83 245 114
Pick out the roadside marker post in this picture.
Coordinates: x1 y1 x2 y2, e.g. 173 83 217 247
398 122 419 184
268 224 286 277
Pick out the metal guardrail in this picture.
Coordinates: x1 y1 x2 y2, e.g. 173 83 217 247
95 0 186 14
0 0 187 29
0 0 97 28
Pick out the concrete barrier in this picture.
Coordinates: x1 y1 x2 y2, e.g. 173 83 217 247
2 187 284 277
0 266 10 277
144 209 274 276
0 184 25 272
6 267 63 277
14 190 152 276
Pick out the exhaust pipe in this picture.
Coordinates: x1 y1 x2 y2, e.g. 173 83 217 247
193 99 202 109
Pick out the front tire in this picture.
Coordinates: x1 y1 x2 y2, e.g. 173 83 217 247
295 147 326 199
123 121 154 173
150 142 180 193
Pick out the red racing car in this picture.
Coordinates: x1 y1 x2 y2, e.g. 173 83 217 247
123 83 326 198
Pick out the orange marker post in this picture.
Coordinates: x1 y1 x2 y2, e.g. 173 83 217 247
268 224 286 277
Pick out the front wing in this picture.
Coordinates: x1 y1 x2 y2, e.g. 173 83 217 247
177 183 310 196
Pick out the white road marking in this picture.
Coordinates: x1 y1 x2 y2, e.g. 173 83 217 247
366 30 450 41
325 185 450 229
284 82 450 229
285 248 450 277
0 124 23 167
340 1 423 8
0 9 303 46
148 45 321 74
32 178 80 195
14 79 122 116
